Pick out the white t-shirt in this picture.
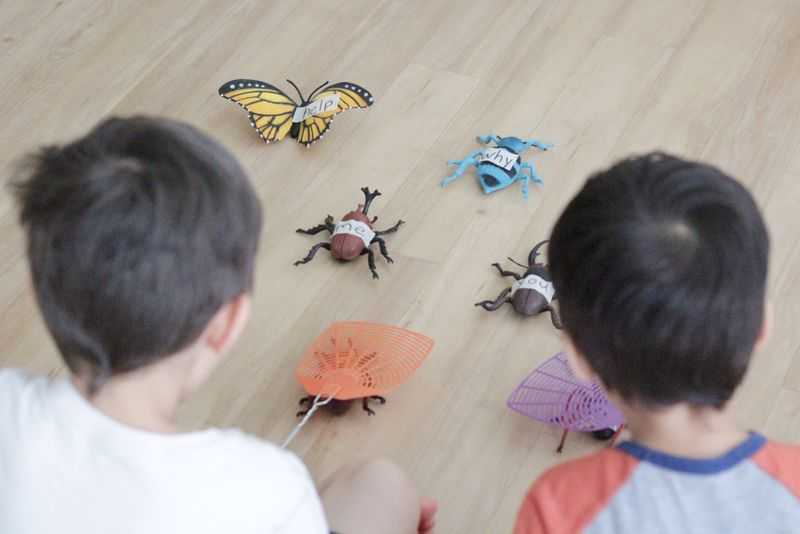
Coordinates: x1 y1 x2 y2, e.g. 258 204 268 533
0 369 329 534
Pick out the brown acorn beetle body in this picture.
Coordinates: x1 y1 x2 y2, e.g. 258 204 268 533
294 187 404 279
332 209 374 260
476 240 563 329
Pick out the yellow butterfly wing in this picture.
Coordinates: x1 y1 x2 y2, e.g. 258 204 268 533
296 82 374 146
218 79 297 144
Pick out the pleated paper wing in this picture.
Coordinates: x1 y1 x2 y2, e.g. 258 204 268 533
296 322 434 400
507 352 624 431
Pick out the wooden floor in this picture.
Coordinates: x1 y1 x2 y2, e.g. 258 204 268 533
2 1 800 532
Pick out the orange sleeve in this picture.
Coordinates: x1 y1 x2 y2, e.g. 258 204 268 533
752 441 800 499
513 448 639 534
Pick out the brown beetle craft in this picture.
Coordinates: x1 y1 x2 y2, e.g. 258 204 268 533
475 239 563 329
294 187 404 279
297 396 387 417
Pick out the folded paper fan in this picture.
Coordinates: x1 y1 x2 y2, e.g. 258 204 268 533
507 352 624 432
296 322 434 400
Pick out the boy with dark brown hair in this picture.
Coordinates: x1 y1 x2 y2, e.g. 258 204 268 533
514 153 799 534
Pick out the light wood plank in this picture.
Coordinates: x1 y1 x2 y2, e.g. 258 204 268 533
2 2 799 532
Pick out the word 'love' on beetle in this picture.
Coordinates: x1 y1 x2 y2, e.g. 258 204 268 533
294 187 404 279
475 239 563 329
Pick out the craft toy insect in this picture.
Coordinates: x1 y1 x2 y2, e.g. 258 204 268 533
475 239 562 329
298 394 386 417
442 135 551 198
295 322 434 418
218 78 373 146
294 187 404 279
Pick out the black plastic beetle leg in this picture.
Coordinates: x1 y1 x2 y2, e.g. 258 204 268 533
297 396 313 417
294 242 331 266
371 237 394 264
492 263 522 280
546 304 563 329
360 187 382 215
296 224 329 236
361 247 379 279
375 219 405 236
556 428 569 453
475 287 512 311
297 215 335 235
362 396 386 416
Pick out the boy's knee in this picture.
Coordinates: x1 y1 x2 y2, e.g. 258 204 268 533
323 459 421 534
352 458 416 497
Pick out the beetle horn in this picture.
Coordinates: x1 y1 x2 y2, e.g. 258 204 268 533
528 240 549 266
360 187 382 215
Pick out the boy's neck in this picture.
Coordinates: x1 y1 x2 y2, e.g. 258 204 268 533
72 362 185 434
620 400 749 459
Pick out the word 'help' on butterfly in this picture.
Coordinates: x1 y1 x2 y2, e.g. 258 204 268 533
218 79 374 146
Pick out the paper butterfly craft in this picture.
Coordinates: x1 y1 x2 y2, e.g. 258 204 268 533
218 79 374 146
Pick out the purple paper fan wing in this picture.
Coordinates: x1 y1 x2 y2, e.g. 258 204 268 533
508 353 624 431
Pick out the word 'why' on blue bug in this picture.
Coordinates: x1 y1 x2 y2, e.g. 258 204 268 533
441 135 552 199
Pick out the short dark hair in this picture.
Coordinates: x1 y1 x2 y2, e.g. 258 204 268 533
11 116 262 391
549 153 769 408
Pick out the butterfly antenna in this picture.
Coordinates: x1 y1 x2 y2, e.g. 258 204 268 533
308 80 330 100
507 257 528 269
285 79 305 104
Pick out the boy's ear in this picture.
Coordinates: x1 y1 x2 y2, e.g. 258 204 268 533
204 293 252 355
563 334 595 383
754 300 772 352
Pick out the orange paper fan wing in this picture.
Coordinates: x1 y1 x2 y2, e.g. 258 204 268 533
295 322 434 400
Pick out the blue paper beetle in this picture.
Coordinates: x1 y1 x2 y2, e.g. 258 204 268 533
442 135 552 198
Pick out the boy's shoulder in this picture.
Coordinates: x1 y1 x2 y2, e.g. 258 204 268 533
752 439 800 499
514 448 640 534
0 368 311 489
515 437 800 534
0 367 38 389
0 368 45 415
206 426 312 483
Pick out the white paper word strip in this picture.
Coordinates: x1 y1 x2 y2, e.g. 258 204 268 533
478 147 518 171
511 274 555 303
292 94 341 122
333 219 376 248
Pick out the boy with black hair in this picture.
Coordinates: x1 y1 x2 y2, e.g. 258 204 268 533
514 153 800 534
0 116 436 534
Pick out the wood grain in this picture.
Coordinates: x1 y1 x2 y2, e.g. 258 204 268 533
1 1 798 532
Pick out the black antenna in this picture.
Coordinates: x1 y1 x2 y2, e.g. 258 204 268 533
308 80 330 101
285 79 305 104
507 257 528 269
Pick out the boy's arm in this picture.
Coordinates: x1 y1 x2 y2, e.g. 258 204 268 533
513 485 550 534
513 449 638 534
275 485 329 534
753 441 800 500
